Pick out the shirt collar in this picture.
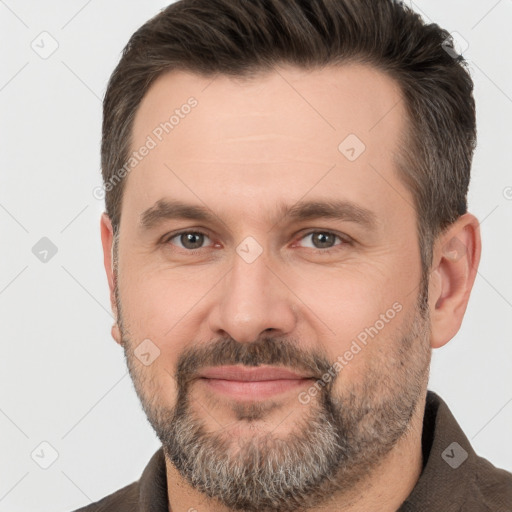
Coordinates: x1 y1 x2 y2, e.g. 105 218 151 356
138 446 169 512
398 390 475 511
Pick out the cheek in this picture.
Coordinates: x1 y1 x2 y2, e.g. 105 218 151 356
128 353 180 412
117 273 188 392
291 260 405 331
119 264 216 340
287 262 410 379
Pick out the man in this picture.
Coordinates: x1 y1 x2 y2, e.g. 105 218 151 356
77 0 512 510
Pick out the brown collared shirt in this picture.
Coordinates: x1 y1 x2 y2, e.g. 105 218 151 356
72 391 512 511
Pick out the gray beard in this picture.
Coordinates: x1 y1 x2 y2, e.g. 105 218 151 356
156 382 419 512
121 304 430 512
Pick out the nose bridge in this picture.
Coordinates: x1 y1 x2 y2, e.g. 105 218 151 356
229 246 271 308
210 242 296 343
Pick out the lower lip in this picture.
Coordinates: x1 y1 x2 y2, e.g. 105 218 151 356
200 378 313 400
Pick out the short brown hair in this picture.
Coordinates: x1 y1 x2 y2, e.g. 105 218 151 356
102 0 476 287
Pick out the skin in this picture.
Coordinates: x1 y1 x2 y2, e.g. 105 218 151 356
100 64 481 511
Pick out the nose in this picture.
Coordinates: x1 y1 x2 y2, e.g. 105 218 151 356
208 249 298 343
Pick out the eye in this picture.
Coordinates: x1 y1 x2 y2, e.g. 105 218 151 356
296 231 349 252
165 230 213 251
162 229 351 254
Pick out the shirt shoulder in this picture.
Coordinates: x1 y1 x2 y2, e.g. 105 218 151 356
463 454 512 511
70 480 140 512
67 447 167 512
398 391 512 512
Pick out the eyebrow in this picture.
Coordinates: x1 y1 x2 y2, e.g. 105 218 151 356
139 198 378 231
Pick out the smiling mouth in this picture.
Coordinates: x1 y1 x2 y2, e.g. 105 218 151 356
197 365 315 400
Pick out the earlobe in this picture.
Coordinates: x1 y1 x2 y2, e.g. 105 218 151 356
111 322 123 346
429 214 481 349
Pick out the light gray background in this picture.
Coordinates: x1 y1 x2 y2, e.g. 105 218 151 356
1 1 511 510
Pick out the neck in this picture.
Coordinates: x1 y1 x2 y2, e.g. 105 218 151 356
164 393 426 512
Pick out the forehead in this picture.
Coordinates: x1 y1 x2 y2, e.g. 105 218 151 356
125 64 411 226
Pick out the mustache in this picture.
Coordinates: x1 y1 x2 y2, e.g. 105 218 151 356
174 335 333 387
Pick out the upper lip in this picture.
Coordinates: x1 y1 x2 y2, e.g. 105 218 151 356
198 365 315 381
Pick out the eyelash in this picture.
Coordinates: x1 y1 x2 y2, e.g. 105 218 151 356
162 229 352 255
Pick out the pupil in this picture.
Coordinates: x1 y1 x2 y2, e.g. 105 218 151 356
182 233 203 249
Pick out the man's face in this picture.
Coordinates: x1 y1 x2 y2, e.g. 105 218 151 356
110 64 432 511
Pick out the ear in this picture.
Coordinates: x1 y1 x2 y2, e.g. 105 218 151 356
428 213 481 349
100 213 122 345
